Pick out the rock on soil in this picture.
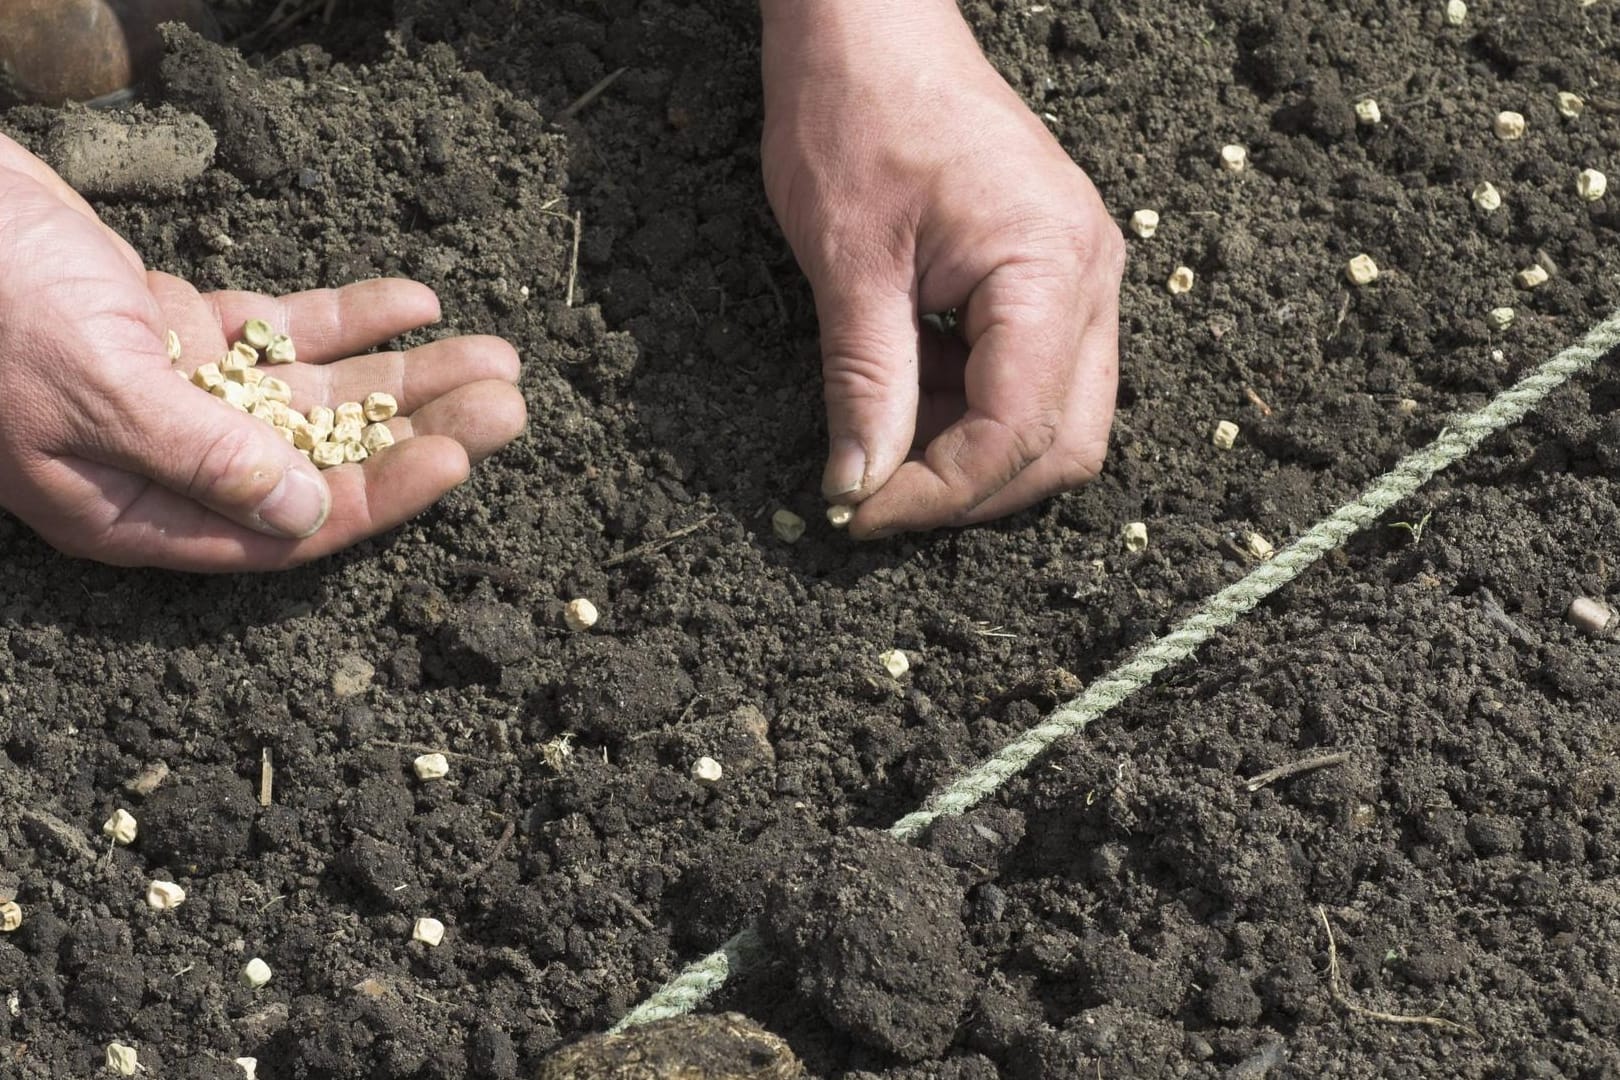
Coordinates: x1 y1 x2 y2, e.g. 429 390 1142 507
761 830 972 1061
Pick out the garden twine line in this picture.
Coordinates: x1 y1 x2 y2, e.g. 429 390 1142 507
612 310 1620 1032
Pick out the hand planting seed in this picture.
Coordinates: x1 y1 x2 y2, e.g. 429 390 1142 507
1219 144 1247 173
772 508 807 543
1516 265 1549 289
413 917 446 947
1212 420 1239 450
1577 168 1607 201
880 649 910 678
1493 111 1526 140
0 901 20 932
1557 91 1585 119
564 598 599 631
691 756 724 783
1354 99 1382 125
1167 266 1195 294
1472 182 1502 212
413 753 450 781
146 880 186 910
1346 254 1379 285
1123 521 1148 552
1129 209 1159 238
1488 307 1516 330
102 808 137 845
106 1043 139 1077
240 957 272 989
1443 0 1467 25
826 504 854 529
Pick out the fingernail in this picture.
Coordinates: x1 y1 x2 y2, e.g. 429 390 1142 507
252 465 330 539
822 437 866 498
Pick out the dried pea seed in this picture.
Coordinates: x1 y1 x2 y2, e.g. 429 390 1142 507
241 319 274 350
1167 266 1195 294
880 649 910 678
1346 254 1379 285
0 901 21 932
1557 91 1585 119
1578 168 1607 201
146 880 186 910
691 756 724 783
1123 521 1148 552
102 808 138 845
564 598 599 631
413 753 450 781
335 401 365 427
361 423 395 454
826 504 854 529
1471 181 1502 212
258 376 292 405
165 330 182 362
1444 0 1467 25
191 363 225 391
772 509 807 544
241 957 272 989
1354 98 1382 125
363 391 398 422
264 334 296 365
1219 144 1247 173
1488 306 1516 330
311 442 346 469
1212 420 1240 450
107 1043 139 1077
1494 111 1526 140
1516 265 1550 289
1129 209 1159 238
343 441 369 464
1244 531 1276 560
413 917 446 947
332 419 364 446
307 405 335 437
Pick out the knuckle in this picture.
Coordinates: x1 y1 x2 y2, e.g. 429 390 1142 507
187 422 279 509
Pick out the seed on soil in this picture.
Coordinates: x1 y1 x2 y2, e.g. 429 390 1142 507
1243 531 1276 560
826 504 854 529
166 329 183 362
106 1043 139 1077
1557 91 1585 119
563 598 600 631
691 756 724 783
240 957 273 989
235 1058 258 1080
1471 181 1502 212
771 509 807 544
880 649 910 678
1488 306 1516 330
1167 266 1195 294
146 880 186 910
1123 521 1149 552
412 753 450 781
1516 265 1549 289
1577 168 1607 201
1219 144 1247 173
1129 209 1160 238
363 391 399 422
1346 254 1379 285
102 808 138 846
1354 98 1382 125
412 917 446 947
1212 420 1240 450
1443 0 1467 25
264 334 297 365
1567 596 1613 636
1493 111 1526 140
0 901 20 932
241 319 274 350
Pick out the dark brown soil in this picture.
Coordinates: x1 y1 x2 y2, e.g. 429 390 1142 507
3 1 1620 1077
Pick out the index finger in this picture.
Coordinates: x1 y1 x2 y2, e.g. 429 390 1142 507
850 262 1080 536
202 279 444 365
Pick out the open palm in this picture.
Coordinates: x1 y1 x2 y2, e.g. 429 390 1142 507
0 133 524 571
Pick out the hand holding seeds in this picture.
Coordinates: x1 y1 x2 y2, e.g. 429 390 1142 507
0 132 524 571
760 0 1122 537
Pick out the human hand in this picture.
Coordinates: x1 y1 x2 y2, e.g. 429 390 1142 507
0 134 525 571
759 0 1124 538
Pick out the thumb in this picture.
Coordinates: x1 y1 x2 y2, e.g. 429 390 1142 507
814 280 920 502
97 381 332 539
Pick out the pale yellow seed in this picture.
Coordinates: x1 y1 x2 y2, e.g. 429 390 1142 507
335 401 365 427
1471 181 1502 212
311 442 346 469
1219 144 1247 173
363 392 399 423
772 509 807 544
1123 521 1148 552
263 401 290 427
332 419 363 446
343 441 369 464
146 880 186 910
361 423 395 454
241 318 274 350
826 504 854 529
292 423 323 451
412 917 446 946
1346 254 1379 286
1167 266 1195 294
1443 0 1467 25
1129 209 1160 239
1557 91 1585 120
564 598 599 631
691 756 723 783
265 335 297 365
240 957 272 989
232 341 260 368
1212 420 1240 450
414 753 450 781
1488 306 1516 330
880 649 910 678
259 376 292 405
250 403 279 424
1354 98 1382 125
106 1043 139 1077
102 808 138 845
212 381 254 411
1577 168 1607 201
1244 531 1276 560
192 363 225 392
1516 265 1550 289
0 901 21 932
278 426 297 444
165 329 182 362
241 367 266 386
307 405 335 437
1493 110 1526 140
